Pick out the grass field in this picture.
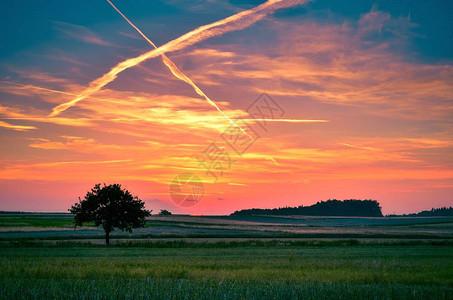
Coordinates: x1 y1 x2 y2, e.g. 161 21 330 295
2 213 452 240
1 213 452 299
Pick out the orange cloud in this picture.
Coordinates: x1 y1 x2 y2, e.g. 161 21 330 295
49 0 311 116
0 5 451 214
0 120 36 131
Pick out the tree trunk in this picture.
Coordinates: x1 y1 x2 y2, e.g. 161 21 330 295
105 230 110 245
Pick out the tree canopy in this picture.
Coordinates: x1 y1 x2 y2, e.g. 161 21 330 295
69 183 151 244
159 209 172 216
231 199 383 217
387 207 453 217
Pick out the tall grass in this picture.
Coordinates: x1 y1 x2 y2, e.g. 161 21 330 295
1 278 452 300
1 213 452 299
2 239 453 249
1 246 452 285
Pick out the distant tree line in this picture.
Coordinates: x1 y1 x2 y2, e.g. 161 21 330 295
231 199 383 217
387 207 453 217
159 209 172 216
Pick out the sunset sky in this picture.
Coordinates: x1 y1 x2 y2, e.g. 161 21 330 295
0 0 452 215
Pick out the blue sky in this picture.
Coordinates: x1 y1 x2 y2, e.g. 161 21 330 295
1 0 452 62
0 1 452 213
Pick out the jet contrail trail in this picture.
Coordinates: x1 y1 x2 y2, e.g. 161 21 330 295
0 80 330 125
105 0 248 136
49 0 309 117
244 119 330 123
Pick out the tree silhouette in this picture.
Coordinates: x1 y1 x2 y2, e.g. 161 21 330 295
69 183 151 245
159 209 172 216
231 199 383 217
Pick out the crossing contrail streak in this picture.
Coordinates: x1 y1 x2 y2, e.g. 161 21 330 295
105 0 248 135
244 119 330 123
0 80 329 125
49 0 309 117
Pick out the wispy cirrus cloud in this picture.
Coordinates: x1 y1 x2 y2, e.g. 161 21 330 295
0 120 36 131
173 9 452 121
49 0 311 117
52 21 113 46
0 1 451 214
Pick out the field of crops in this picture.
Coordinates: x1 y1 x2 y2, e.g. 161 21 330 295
1 213 452 241
1 245 453 299
1 213 452 299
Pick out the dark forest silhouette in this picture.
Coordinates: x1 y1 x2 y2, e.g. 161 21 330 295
231 199 383 217
387 207 453 217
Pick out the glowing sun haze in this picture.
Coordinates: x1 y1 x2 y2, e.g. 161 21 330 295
0 0 452 215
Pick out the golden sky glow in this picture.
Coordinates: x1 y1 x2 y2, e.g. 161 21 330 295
0 0 452 214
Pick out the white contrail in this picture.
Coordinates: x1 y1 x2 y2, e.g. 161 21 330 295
244 119 330 123
0 80 330 125
105 0 248 136
49 0 310 117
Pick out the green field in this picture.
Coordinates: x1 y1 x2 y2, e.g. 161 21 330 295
1 213 452 299
1 245 453 299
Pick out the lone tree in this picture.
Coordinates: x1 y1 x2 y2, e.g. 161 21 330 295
69 183 151 245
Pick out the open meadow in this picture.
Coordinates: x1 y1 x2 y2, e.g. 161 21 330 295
1 213 452 299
